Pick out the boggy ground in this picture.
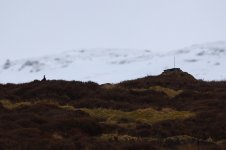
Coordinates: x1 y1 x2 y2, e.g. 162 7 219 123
0 71 225 150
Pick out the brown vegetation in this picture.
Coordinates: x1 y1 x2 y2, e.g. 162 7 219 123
0 71 225 149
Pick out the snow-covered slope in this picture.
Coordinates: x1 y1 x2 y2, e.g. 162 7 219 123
1 41 226 84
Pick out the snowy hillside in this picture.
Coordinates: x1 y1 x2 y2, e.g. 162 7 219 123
1 41 226 84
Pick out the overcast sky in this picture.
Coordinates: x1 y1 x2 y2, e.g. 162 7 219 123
1 0 226 60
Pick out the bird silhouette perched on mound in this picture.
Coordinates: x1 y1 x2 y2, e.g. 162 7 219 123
41 75 46 81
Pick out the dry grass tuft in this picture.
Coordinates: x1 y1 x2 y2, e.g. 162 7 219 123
52 132 64 140
81 107 194 126
34 99 60 106
149 86 183 98
99 133 140 141
58 105 76 111
0 100 32 109
0 99 75 111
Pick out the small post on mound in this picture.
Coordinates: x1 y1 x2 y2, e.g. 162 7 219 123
174 56 176 68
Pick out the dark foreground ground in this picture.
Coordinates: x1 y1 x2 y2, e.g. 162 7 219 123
0 71 225 150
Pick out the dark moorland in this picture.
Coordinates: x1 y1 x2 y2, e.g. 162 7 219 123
0 70 225 150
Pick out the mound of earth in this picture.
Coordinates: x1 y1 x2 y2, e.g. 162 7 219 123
119 68 198 89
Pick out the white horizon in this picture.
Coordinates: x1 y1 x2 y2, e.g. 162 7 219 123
1 0 226 60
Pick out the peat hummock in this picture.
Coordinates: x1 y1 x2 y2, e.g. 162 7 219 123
160 68 197 83
119 69 198 89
